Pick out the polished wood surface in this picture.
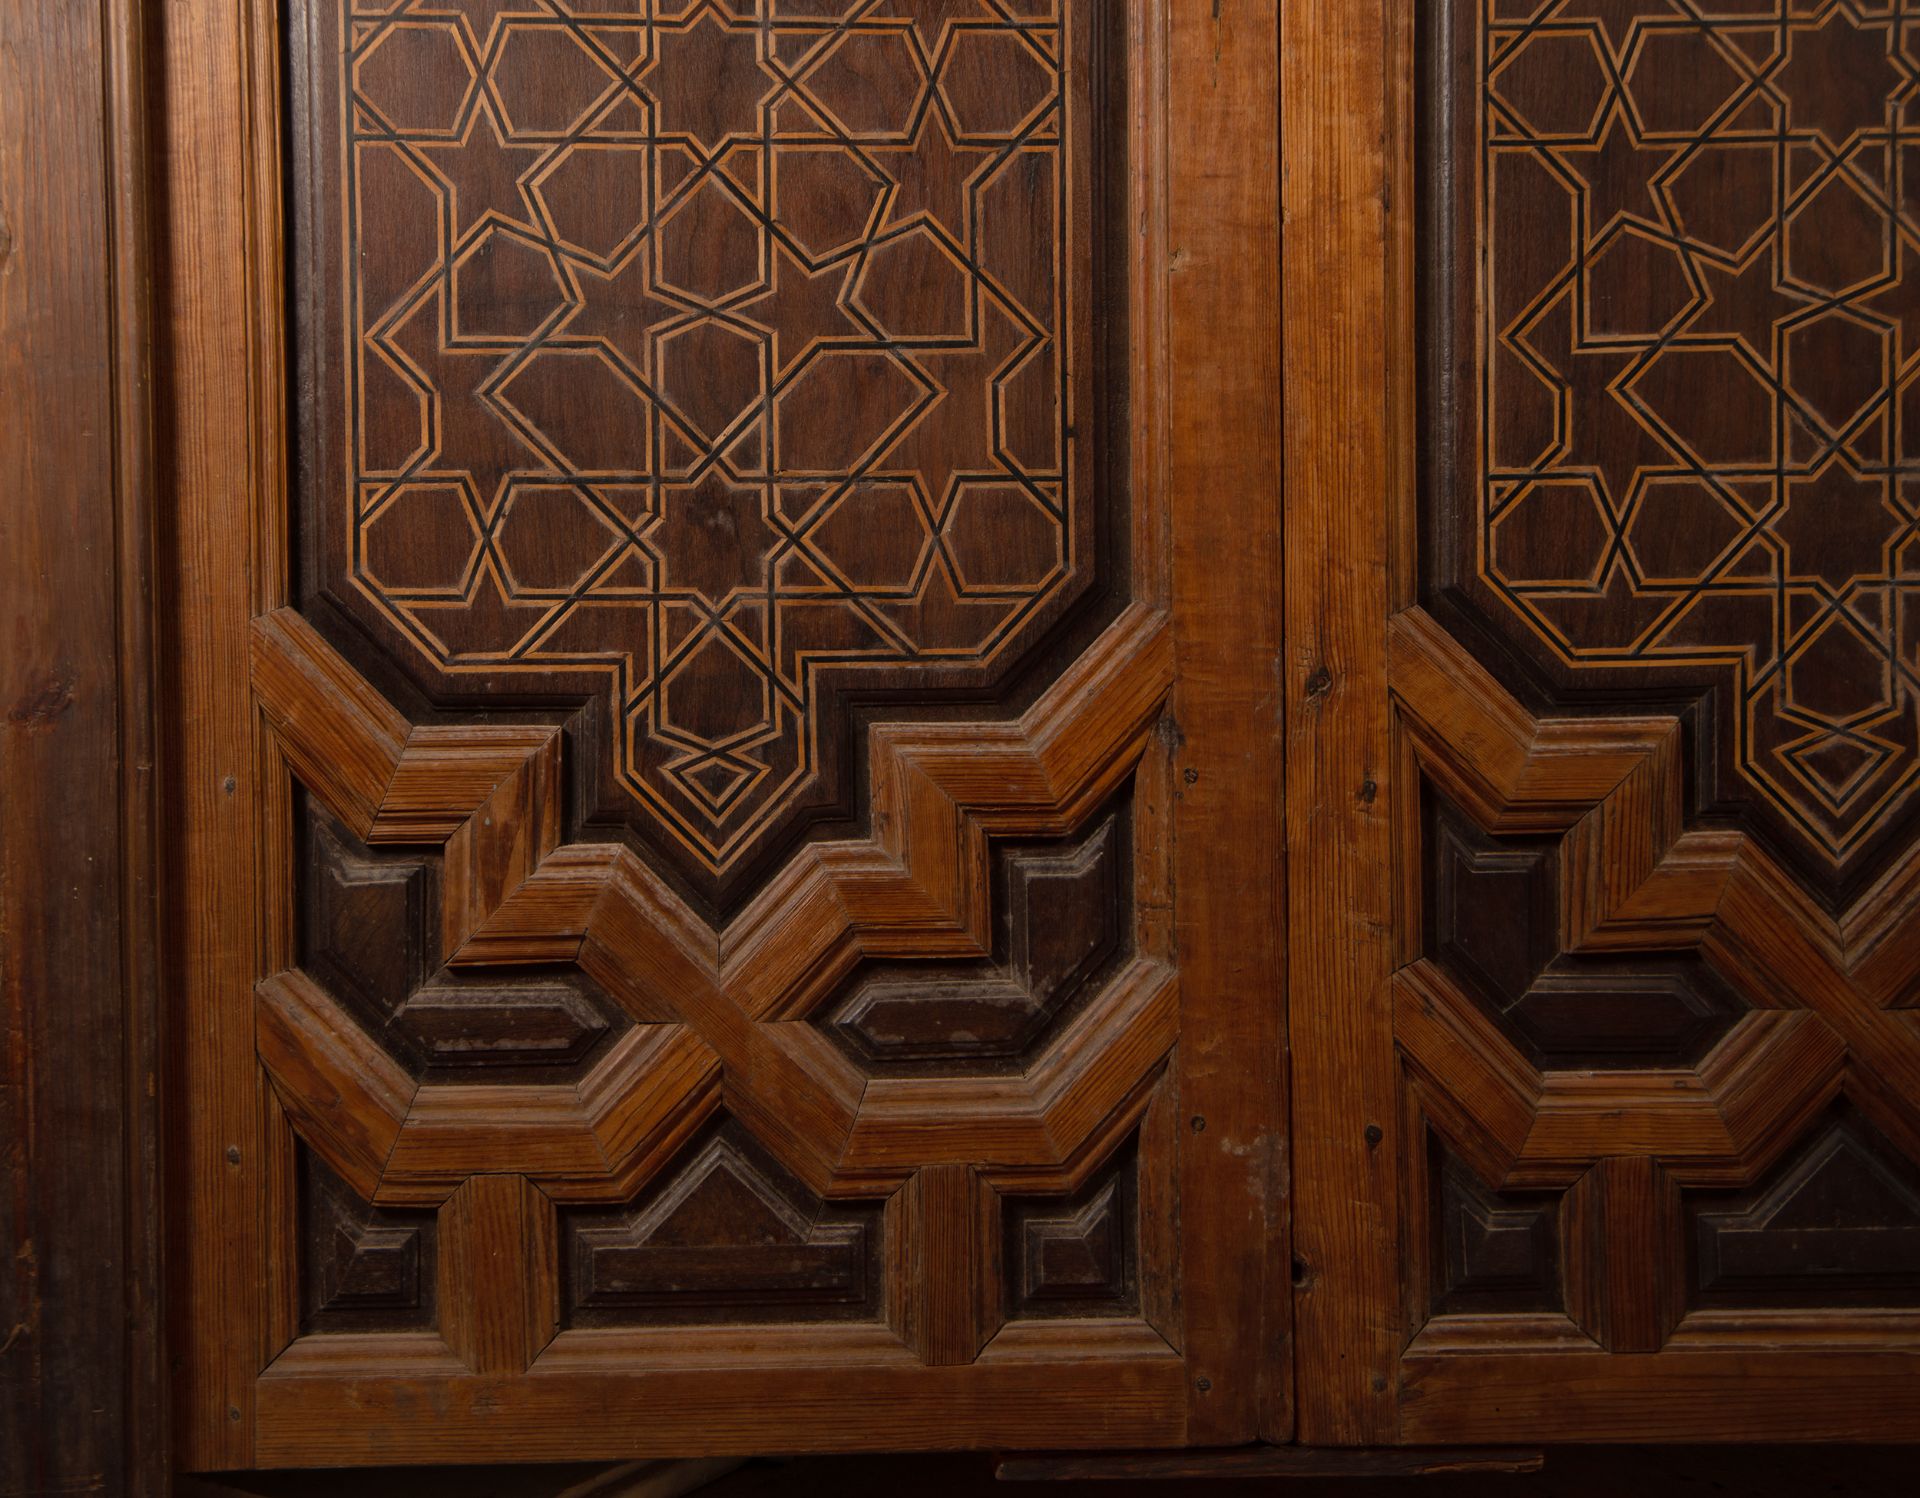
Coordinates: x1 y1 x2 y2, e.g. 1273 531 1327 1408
1290 0 1920 1446
158 0 1284 1469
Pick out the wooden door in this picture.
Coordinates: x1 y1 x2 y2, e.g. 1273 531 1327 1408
1288 0 1920 1445
158 0 1283 1470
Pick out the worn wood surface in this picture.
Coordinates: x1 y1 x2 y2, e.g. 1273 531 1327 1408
1166 0 1288 1445
1282 0 1403 1448
1286 0 1920 1447
0 0 162 1492
161 0 1286 1466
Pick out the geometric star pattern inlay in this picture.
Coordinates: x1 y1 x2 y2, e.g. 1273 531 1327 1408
328 0 1088 882
1470 0 1920 870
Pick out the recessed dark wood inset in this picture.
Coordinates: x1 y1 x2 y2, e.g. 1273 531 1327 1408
1423 789 1744 1068
290 0 1132 913
560 1120 884 1327
1428 1134 1562 1319
1688 1105 1920 1310
827 802 1129 1073
1002 1138 1139 1320
298 795 622 1079
300 1150 438 1335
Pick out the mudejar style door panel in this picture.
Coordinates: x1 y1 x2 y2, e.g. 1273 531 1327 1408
1288 0 1920 1447
159 0 1283 1469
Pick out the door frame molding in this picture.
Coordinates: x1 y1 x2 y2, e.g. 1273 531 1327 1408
1 0 165 1492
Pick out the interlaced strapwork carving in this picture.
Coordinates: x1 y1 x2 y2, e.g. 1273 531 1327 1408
322 0 1107 885
1453 0 1920 878
252 601 1174 1364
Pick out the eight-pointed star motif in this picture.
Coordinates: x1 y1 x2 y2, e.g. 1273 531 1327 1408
418 99 547 247
1551 105 1677 248
1773 9 1904 153
872 107 997 251
643 471 780 609
340 1 1076 874
638 9 774 155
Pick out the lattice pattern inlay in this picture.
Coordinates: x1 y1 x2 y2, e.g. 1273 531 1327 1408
1472 0 1920 866
328 0 1097 876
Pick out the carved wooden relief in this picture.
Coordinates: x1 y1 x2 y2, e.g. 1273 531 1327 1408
1426 0 1920 902
293 0 1126 912
160 0 1290 1467
1687 1103 1920 1310
301 1151 439 1335
560 1120 885 1326
1332 0 1920 1437
1423 1133 1562 1319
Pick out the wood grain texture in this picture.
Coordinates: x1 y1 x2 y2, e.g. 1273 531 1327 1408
888 1164 999 1366
1423 0 1920 900
166 0 1289 1460
254 601 1174 1208
1399 1348 1920 1444
158 0 289 1465
1282 0 1403 1447
1361 0 1920 1441
290 0 1134 913
252 1323 1184 1464
0 0 163 1490
439 1174 559 1374
1165 0 1287 1445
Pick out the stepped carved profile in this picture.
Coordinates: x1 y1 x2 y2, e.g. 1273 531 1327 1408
1001 1137 1139 1320
562 1122 884 1326
1689 1105 1920 1309
1426 1134 1563 1320
827 806 1129 1071
301 1151 438 1335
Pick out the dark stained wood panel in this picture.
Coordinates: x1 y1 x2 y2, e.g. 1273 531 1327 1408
1687 1103 1920 1310
1291 0 1920 1446
299 792 626 1079
1422 785 1745 1068
1002 1135 1139 1320
560 1120 883 1326
1423 0 1920 908
1300 0 1920 1443
301 1150 440 1334
290 0 1131 915
826 798 1129 1072
1427 1134 1563 1319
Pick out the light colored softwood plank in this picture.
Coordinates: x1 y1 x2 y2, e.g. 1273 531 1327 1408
160 0 284 1466
887 1165 1000 1366
255 1327 1185 1464
438 1174 560 1375
1282 0 1403 1446
1164 0 1288 1445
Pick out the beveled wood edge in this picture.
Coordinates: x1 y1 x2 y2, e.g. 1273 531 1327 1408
1396 961 1848 1189
1390 606 1920 1002
1389 606 1920 1176
253 601 1175 1205
250 1322 1188 1464
1396 1345 1920 1444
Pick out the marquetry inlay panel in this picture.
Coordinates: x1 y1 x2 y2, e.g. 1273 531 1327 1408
1428 0 1920 896
294 0 1126 905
